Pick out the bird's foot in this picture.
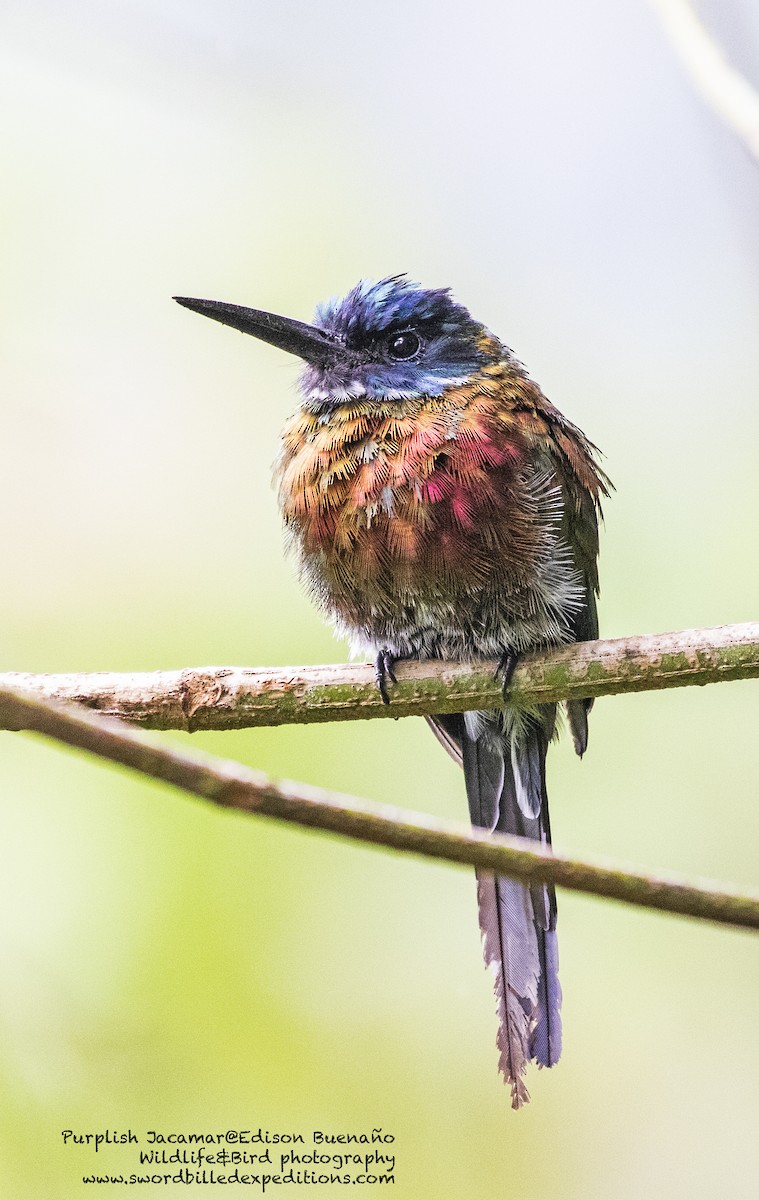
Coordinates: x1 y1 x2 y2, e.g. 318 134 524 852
375 649 398 705
494 649 520 701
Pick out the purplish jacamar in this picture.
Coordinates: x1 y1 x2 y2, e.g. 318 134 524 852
175 276 610 1107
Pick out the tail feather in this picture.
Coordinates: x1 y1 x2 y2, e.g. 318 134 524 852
510 734 543 819
434 711 561 1107
531 926 562 1067
476 870 539 1106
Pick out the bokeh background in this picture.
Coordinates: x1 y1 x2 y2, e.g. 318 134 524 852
2 1 759 1196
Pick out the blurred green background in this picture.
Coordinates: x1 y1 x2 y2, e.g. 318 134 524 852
2 1 759 1196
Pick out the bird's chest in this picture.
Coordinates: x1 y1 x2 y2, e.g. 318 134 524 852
275 398 543 610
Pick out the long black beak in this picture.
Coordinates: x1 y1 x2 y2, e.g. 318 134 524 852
173 296 337 366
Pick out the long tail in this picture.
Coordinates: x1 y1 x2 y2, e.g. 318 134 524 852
429 713 561 1108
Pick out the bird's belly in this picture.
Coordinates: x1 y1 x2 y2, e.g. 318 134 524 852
288 499 580 661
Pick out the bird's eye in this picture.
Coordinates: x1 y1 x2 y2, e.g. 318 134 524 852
386 329 421 361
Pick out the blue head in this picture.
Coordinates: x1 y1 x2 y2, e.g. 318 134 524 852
174 276 504 411
306 276 502 406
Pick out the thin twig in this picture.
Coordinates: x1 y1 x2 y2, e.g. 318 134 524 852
1 622 757 732
650 0 759 163
2 683 759 932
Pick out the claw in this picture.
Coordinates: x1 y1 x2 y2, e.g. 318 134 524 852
494 649 519 700
375 649 397 705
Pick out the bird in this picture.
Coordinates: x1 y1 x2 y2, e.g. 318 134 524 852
174 276 610 1107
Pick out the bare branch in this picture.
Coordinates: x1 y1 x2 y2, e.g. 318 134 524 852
2 683 759 933
1 622 757 732
651 0 759 163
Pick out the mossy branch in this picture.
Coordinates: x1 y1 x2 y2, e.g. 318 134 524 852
2 682 759 933
1 622 757 731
